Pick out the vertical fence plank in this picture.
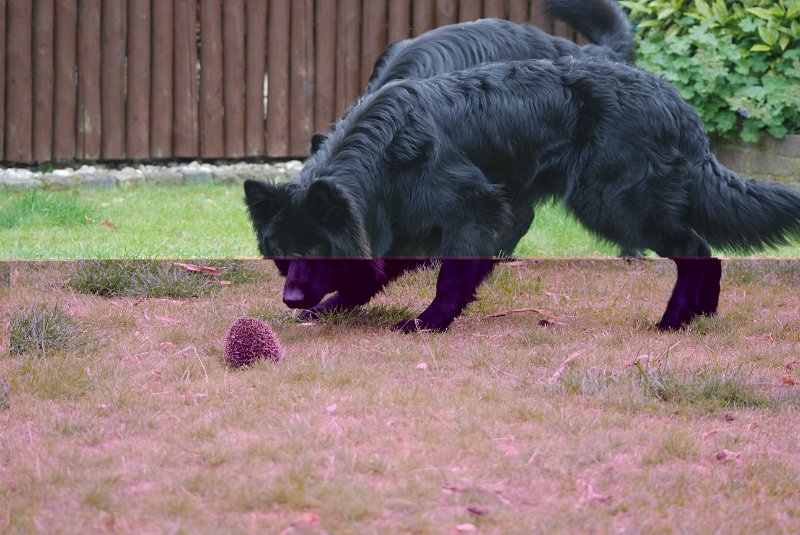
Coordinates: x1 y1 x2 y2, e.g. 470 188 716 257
335 0 361 117
127 0 151 159
223 0 246 157
174 0 199 157
33 0 55 162
245 0 267 156
77 0 101 160
529 0 551 31
101 0 125 160
388 0 411 42
6 0 33 162
458 0 480 22
412 0 434 36
151 0 174 159
553 20 574 39
509 0 529 23
199 0 224 157
435 0 456 27
54 0 77 161
483 0 505 18
361 0 387 88
289 0 314 156
0 0 5 160
266 0 290 156
315 0 337 136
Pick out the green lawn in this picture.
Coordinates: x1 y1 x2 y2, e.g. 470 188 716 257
1 183 798 258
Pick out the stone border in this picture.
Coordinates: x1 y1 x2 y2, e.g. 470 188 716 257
3 135 799 191
0 160 304 191
712 134 800 186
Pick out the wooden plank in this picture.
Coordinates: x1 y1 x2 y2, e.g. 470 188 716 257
245 0 267 156
529 0 551 31
101 0 125 160
223 0 246 157
509 0 529 23
361 0 387 88
200 0 224 158
151 0 174 159
33 0 55 162
483 0 505 19
266 0 290 156
412 0 434 36
0 0 6 160
127 0 151 159
435 0 457 27
289 0 314 156
314 0 337 136
553 20 574 40
388 0 411 42
54 0 77 161
6 0 33 162
335 0 360 118
173 0 199 157
458 0 481 22
77 0 101 160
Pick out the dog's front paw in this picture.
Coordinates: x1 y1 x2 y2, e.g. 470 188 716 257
297 308 322 322
391 318 448 333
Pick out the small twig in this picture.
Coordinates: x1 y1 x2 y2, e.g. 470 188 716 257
486 307 559 319
548 349 587 384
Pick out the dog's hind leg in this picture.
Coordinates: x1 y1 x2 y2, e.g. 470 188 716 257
652 233 721 331
392 258 498 332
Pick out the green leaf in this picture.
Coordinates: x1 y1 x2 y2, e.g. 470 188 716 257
746 7 774 20
695 0 712 18
659 7 677 20
750 44 772 51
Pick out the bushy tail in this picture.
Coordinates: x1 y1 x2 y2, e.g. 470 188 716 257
692 157 800 253
544 0 634 62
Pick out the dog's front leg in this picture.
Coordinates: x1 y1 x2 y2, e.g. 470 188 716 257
656 257 722 331
392 258 498 333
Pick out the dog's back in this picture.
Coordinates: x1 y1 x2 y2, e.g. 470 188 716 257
366 0 633 93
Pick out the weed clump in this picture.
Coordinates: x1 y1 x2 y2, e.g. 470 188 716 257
10 303 87 356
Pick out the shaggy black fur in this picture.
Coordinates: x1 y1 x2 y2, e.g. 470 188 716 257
246 58 800 332
309 0 633 153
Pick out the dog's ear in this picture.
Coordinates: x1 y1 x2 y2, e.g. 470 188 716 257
309 133 327 155
306 179 351 226
243 179 286 223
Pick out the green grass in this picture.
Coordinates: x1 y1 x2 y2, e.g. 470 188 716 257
1 183 799 258
9 303 88 357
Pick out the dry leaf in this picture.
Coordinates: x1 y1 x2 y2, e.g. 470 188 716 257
173 261 222 276
99 219 116 229
326 404 337 414
416 362 428 370
456 524 477 532
467 505 489 516
549 349 587 383
155 314 183 325
781 375 796 386
715 449 741 463
486 307 559 319
578 479 612 504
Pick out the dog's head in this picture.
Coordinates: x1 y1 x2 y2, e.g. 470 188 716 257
273 257 386 309
244 178 370 258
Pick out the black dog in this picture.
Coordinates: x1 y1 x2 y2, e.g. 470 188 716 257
245 58 800 332
309 0 634 153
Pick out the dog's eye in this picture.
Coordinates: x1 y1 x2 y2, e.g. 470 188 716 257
305 246 320 256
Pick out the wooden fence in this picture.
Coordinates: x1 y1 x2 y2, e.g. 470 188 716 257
1 0 581 164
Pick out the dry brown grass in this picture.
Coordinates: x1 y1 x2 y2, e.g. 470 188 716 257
4 259 800 534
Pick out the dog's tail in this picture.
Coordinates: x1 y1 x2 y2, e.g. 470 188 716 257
691 156 800 253
544 0 634 62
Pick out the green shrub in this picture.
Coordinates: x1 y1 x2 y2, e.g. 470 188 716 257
621 0 800 141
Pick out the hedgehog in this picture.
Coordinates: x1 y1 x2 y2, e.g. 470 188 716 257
223 317 282 367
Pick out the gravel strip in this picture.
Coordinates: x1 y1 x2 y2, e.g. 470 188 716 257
0 160 305 191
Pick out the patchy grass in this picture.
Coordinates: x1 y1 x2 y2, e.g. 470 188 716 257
5 259 800 533
67 259 266 298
